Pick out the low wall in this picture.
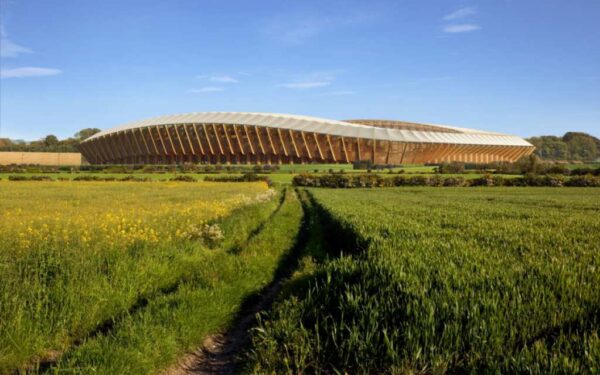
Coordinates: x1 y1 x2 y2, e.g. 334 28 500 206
0 152 85 166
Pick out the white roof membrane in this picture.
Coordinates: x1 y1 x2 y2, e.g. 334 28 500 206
83 112 532 147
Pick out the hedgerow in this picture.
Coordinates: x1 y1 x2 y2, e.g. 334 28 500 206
292 173 600 188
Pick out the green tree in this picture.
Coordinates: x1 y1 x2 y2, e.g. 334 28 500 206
43 135 59 147
75 128 101 140
565 134 598 160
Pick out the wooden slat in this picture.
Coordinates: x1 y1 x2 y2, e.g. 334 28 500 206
212 124 225 155
289 129 300 158
326 134 336 162
100 136 115 161
156 126 169 155
385 140 392 164
254 126 266 155
276 128 288 156
192 124 205 156
266 128 277 154
233 125 245 155
399 143 409 164
138 128 151 155
183 124 195 155
129 129 143 156
112 133 126 160
313 133 324 160
222 124 235 155
165 125 178 156
341 136 349 163
244 125 255 155
173 125 186 155
301 131 312 160
202 124 215 155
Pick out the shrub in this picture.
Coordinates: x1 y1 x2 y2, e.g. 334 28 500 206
565 174 600 187
169 175 197 182
119 175 151 182
8 175 54 181
204 173 271 185
443 176 466 187
436 162 465 174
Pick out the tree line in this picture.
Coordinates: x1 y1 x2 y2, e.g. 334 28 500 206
0 128 101 153
1 129 599 161
527 132 600 161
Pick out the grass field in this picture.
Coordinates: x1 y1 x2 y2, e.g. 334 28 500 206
246 187 600 373
0 181 297 373
2 177 599 374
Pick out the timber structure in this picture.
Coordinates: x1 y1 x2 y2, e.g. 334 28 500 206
78 112 534 164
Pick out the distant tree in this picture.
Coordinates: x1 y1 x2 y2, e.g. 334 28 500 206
43 135 59 147
527 132 600 161
75 128 101 140
564 133 598 161
516 154 542 174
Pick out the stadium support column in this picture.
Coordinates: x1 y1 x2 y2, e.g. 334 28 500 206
201 124 215 163
263 128 276 164
277 128 288 164
243 125 256 164
254 126 266 164
222 124 235 164
183 125 196 162
341 137 350 163
138 128 151 164
100 136 115 163
210 124 225 164
192 124 206 163
233 125 246 164
147 127 160 164
289 129 300 163
313 133 325 162
155 126 168 164
301 131 312 163
326 134 337 163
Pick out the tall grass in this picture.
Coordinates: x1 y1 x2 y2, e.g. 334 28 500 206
0 181 271 372
246 187 600 373
44 188 303 374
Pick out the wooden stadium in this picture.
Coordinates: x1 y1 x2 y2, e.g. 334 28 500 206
78 112 535 164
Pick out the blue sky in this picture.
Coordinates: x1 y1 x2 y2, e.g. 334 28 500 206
1 0 599 140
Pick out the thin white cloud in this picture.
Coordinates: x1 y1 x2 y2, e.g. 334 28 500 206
280 81 331 89
187 86 224 93
196 74 238 83
265 12 377 45
280 70 343 90
318 90 356 96
0 38 33 57
443 24 481 33
443 7 477 21
1 67 62 78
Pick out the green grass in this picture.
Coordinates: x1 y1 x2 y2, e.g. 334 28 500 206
0 181 277 373
44 188 303 374
245 187 600 374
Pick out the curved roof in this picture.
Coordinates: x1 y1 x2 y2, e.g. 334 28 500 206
84 112 532 147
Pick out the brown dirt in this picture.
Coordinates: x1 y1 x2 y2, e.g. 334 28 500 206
163 280 284 375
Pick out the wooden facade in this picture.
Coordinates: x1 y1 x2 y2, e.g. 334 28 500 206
79 122 534 165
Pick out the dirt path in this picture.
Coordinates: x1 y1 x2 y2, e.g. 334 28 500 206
164 279 286 375
165 190 312 375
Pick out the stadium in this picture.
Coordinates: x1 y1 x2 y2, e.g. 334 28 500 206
78 112 535 164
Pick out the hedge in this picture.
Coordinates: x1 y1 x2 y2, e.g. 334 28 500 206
292 173 600 188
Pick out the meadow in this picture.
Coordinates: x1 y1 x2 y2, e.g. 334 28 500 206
0 181 302 373
2 174 600 374
246 187 600 374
